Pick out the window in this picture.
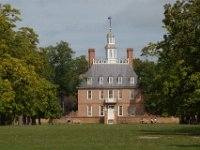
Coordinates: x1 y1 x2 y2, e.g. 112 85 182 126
108 76 113 84
110 50 112 58
118 76 123 84
99 90 104 100
118 106 123 116
118 90 122 100
129 106 135 116
109 90 114 99
87 77 92 85
87 90 92 100
87 106 92 116
99 77 103 85
130 90 134 100
99 106 104 116
130 77 134 84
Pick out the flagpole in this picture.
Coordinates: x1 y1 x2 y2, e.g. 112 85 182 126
108 16 112 32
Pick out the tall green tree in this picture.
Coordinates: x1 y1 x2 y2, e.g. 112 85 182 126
0 4 61 125
142 0 200 122
134 59 164 115
44 41 88 113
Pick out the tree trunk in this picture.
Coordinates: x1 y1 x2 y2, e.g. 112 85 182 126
38 118 41 125
31 117 36 125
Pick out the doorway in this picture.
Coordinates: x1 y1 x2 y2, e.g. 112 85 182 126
107 105 115 124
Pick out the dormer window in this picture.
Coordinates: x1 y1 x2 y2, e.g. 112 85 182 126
108 76 113 84
99 76 104 85
87 77 92 85
118 76 123 84
130 77 134 84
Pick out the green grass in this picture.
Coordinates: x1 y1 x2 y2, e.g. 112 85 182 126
0 123 200 150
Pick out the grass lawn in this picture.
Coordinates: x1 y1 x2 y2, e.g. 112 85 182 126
0 123 200 150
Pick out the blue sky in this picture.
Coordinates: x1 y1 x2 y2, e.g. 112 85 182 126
2 0 176 59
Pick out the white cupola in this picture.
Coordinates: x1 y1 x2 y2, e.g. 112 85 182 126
105 17 117 63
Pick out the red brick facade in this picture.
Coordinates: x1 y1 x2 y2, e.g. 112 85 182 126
78 88 144 124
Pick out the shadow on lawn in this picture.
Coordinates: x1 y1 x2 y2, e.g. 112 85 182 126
137 125 200 136
171 144 200 148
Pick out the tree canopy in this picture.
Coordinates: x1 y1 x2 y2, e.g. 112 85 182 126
140 0 200 123
43 41 88 113
0 4 88 124
0 4 62 125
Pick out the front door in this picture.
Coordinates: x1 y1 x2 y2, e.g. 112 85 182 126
107 105 115 124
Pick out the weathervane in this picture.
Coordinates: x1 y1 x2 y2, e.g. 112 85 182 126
108 16 112 32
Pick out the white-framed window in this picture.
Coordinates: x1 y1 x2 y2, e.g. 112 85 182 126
87 90 92 100
118 90 122 100
99 90 104 100
99 106 104 116
118 76 123 84
130 77 134 84
87 77 92 85
130 90 134 100
108 76 113 84
87 106 92 116
99 77 104 85
108 90 114 99
118 106 123 116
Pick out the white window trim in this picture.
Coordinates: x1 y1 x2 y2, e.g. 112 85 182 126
87 106 92 117
130 77 134 84
118 77 123 84
108 90 114 99
118 106 123 117
87 90 92 100
99 77 103 85
99 90 104 100
99 106 104 116
118 90 122 100
87 77 92 85
108 76 113 84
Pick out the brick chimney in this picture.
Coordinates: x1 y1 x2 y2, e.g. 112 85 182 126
127 48 133 68
88 48 95 68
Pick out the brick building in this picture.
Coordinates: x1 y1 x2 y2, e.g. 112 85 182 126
77 18 144 124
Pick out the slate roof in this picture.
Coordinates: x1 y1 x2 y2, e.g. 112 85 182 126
78 63 138 89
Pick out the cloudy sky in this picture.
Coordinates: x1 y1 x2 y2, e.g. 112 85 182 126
2 0 176 59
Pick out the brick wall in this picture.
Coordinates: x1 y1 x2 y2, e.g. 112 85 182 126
78 88 144 117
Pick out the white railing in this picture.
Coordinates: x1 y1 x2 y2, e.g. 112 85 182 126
104 98 117 103
93 59 129 64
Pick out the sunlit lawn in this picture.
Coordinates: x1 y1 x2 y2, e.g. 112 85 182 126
0 123 200 150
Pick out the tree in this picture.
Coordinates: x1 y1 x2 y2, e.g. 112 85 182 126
0 4 61 125
0 77 15 124
43 41 88 113
142 0 200 122
0 54 61 125
134 59 165 115
0 4 20 56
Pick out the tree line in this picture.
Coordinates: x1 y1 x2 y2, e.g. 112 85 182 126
135 0 200 124
0 4 88 125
